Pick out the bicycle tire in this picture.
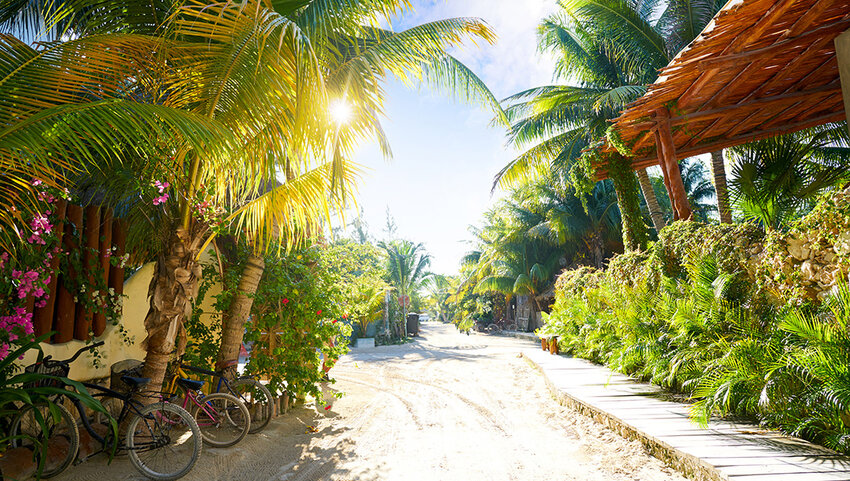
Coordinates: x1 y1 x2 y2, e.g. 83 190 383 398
230 378 273 433
10 402 79 478
192 392 249 448
127 402 201 481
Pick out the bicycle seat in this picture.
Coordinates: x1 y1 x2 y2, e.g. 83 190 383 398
177 378 205 392
121 375 150 388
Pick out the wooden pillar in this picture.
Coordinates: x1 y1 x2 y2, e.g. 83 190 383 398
654 109 692 221
54 204 83 344
32 199 67 337
93 208 113 337
74 205 101 341
835 29 850 136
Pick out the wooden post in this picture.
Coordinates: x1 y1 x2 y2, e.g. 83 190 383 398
655 109 692 221
835 29 850 136
32 199 67 338
108 219 126 298
54 204 83 344
74 205 101 341
93 208 113 337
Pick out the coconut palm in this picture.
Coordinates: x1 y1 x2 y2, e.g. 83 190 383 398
213 0 506 373
379 239 431 336
5 0 503 385
497 0 728 246
0 31 230 253
727 125 850 230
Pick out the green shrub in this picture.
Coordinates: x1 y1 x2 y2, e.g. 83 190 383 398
547 212 850 453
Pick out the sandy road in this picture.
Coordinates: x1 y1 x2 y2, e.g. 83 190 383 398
53 323 686 481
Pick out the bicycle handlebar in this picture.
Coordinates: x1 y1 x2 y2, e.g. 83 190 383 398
48 341 106 366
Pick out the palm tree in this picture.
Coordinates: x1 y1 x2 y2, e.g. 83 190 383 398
5 0 503 384
727 125 850 230
681 159 718 222
213 0 506 373
379 239 431 337
0 32 228 253
497 0 728 247
710 151 733 223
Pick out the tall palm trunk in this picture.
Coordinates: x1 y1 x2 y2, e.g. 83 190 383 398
216 254 265 379
140 226 206 399
710 150 732 223
637 169 666 233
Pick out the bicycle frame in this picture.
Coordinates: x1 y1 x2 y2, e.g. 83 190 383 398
167 363 247 400
71 382 170 455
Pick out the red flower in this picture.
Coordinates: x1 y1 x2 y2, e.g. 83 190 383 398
317 310 322 315
332 319 337 324
283 298 289 305
342 314 348 319
324 405 331 411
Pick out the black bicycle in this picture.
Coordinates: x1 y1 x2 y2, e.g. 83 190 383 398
13 343 203 481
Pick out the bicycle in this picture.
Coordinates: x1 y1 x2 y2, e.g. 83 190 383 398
164 375 250 448
13 342 203 481
174 361 273 434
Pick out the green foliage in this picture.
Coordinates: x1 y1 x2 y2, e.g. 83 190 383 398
728 124 850 230
245 244 352 398
0 336 116 474
547 207 850 454
607 152 648 251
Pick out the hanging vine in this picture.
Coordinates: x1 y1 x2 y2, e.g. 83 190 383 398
606 152 649 252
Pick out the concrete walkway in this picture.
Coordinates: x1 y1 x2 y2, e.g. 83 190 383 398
521 345 850 481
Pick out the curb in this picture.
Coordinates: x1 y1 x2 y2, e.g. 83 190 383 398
522 352 731 481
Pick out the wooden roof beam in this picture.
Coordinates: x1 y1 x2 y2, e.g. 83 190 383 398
620 83 840 132
729 0 800 52
696 17 850 72
677 82 840 125
630 110 846 164
677 0 799 107
748 35 838 98
781 0 844 39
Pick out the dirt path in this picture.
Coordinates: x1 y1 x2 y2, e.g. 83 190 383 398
53 323 687 481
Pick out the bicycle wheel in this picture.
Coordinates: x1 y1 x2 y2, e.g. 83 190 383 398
11 402 79 478
192 393 249 448
230 378 273 433
127 402 201 481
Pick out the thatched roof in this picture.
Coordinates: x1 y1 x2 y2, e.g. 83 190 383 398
596 0 850 178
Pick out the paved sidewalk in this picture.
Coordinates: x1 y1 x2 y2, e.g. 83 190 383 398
523 347 850 481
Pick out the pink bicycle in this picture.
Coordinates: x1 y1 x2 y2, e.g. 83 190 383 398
166 377 250 448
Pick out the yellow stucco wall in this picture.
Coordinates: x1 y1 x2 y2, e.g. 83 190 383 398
17 254 222 382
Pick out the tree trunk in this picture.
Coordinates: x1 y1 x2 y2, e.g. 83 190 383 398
710 150 732 224
139 226 205 402
216 254 265 380
636 169 667 233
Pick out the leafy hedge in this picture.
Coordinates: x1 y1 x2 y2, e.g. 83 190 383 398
544 192 850 453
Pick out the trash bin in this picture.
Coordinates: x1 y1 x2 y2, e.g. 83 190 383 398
406 313 420 336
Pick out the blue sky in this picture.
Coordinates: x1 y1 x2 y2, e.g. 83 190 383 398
341 0 558 275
